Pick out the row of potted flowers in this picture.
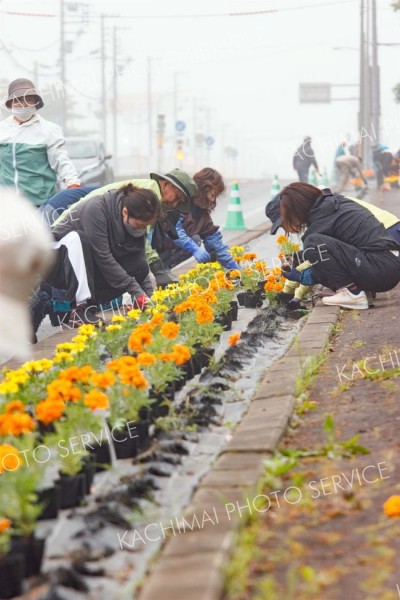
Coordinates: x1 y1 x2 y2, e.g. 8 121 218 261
0 247 286 598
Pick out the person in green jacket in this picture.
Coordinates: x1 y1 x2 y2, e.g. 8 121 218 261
53 168 198 287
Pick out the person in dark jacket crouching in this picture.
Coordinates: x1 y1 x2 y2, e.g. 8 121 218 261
160 168 238 270
43 184 161 327
279 182 400 310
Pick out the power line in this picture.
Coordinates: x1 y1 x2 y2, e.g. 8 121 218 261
0 0 355 21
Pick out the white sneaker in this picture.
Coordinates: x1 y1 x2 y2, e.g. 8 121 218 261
322 288 369 310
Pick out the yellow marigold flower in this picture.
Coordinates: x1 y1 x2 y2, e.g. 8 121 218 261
276 234 288 245
84 389 109 411
53 352 74 364
111 315 126 323
127 309 142 320
56 342 75 352
0 444 21 472
0 381 19 395
228 270 241 279
293 243 300 252
77 324 97 337
160 322 180 340
383 495 400 517
137 352 157 367
106 324 122 332
0 518 11 533
228 333 240 347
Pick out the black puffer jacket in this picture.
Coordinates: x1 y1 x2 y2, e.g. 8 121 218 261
53 190 152 297
303 190 400 252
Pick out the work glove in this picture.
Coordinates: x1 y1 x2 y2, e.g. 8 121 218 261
285 267 315 286
193 247 211 263
134 294 149 311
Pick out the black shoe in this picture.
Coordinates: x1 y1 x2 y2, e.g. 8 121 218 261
68 304 101 328
275 292 295 305
150 258 178 288
30 289 52 342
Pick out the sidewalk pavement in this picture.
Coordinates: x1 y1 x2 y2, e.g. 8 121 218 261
138 188 400 600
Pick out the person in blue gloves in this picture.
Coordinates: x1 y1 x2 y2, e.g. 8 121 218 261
160 167 238 271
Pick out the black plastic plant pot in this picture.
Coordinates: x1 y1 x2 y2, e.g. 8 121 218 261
57 473 86 509
184 358 197 380
194 347 214 370
112 425 139 460
79 457 96 494
237 291 246 306
11 534 46 578
37 485 60 520
243 292 263 308
230 300 239 321
90 441 112 472
0 552 24 598
135 420 152 454
215 311 232 332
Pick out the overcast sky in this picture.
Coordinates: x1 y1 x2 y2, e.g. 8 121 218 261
0 0 399 178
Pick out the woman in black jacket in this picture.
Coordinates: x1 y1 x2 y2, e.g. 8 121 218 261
280 182 400 310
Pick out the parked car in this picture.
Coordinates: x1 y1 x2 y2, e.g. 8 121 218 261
64 137 114 187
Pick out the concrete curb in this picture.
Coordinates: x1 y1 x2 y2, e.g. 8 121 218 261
137 302 341 600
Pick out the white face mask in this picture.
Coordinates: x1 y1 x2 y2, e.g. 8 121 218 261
11 105 37 122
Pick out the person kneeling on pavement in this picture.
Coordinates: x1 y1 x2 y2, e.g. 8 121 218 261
278 183 400 310
40 184 161 328
160 168 239 270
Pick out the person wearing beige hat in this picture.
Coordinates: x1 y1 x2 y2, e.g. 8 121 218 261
0 188 54 364
0 78 80 207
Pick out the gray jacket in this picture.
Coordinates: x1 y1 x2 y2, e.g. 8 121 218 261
53 190 153 298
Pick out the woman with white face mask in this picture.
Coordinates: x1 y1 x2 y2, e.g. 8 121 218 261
0 78 80 206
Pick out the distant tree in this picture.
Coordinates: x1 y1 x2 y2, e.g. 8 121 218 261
392 1 400 10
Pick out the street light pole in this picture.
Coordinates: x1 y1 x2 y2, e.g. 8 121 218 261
60 0 66 131
100 14 107 148
371 0 380 142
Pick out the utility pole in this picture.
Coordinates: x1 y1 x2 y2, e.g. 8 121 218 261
100 14 107 148
112 26 118 175
147 57 152 161
371 0 380 142
60 0 66 131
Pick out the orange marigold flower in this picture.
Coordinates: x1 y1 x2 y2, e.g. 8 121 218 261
277 252 285 260
158 352 173 362
83 390 109 411
127 328 153 353
383 495 400 517
137 352 157 367
59 365 94 383
273 282 284 293
229 333 240 347
276 234 288 244
0 412 36 436
150 313 164 327
90 371 116 389
264 281 274 292
47 379 81 402
160 322 180 340
195 305 214 325
4 400 25 414
171 344 191 366
228 269 241 279
272 266 282 276
106 356 137 373
0 518 11 533
0 444 21 472
242 252 257 261
35 399 65 425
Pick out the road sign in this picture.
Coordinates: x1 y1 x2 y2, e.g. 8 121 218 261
175 120 186 132
205 136 215 147
299 83 331 103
